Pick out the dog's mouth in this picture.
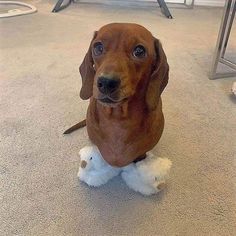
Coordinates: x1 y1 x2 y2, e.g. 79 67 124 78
98 97 128 106
99 97 117 104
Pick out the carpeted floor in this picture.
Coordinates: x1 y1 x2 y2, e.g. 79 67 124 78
0 1 236 235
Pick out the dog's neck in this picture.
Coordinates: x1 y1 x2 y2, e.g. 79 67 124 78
94 94 146 120
99 101 129 118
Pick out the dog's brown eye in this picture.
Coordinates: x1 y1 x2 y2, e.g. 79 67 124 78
93 42 103 56
133 45 146 58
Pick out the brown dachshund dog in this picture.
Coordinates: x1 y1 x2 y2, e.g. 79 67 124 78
66 23 169 167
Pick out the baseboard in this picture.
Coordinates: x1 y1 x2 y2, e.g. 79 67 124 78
140 0 224 7
166 0 224 7
194 0 224 6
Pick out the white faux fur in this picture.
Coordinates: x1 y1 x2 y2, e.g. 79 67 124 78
78 145 172 195
78 145 121 187
121 153 172 195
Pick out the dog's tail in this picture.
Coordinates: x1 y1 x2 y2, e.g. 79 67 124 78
63 119 86 134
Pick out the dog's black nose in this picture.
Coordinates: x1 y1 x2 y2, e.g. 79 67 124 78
97 76 121 94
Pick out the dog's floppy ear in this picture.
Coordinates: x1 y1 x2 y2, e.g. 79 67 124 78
146 38 169 111
79 31 97 100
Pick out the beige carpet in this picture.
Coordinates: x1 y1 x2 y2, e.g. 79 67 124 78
0 1 236 235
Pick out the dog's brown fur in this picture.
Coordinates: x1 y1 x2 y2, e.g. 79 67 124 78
79 23 169 167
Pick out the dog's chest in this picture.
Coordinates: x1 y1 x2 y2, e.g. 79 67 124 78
88 101 146 141
86 100 164 166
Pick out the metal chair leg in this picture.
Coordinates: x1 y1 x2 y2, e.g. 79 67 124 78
157 0 173 19
221 4 235 57
52 0 73 13
209 0 236 79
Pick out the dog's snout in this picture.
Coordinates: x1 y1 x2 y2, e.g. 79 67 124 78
97 76 121 94
80 160 87 169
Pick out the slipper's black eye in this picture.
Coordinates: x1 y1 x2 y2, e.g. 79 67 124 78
93 42 103 56
133 45 146 58
89 157 93 160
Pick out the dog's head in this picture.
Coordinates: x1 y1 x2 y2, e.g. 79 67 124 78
79 23 169 110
